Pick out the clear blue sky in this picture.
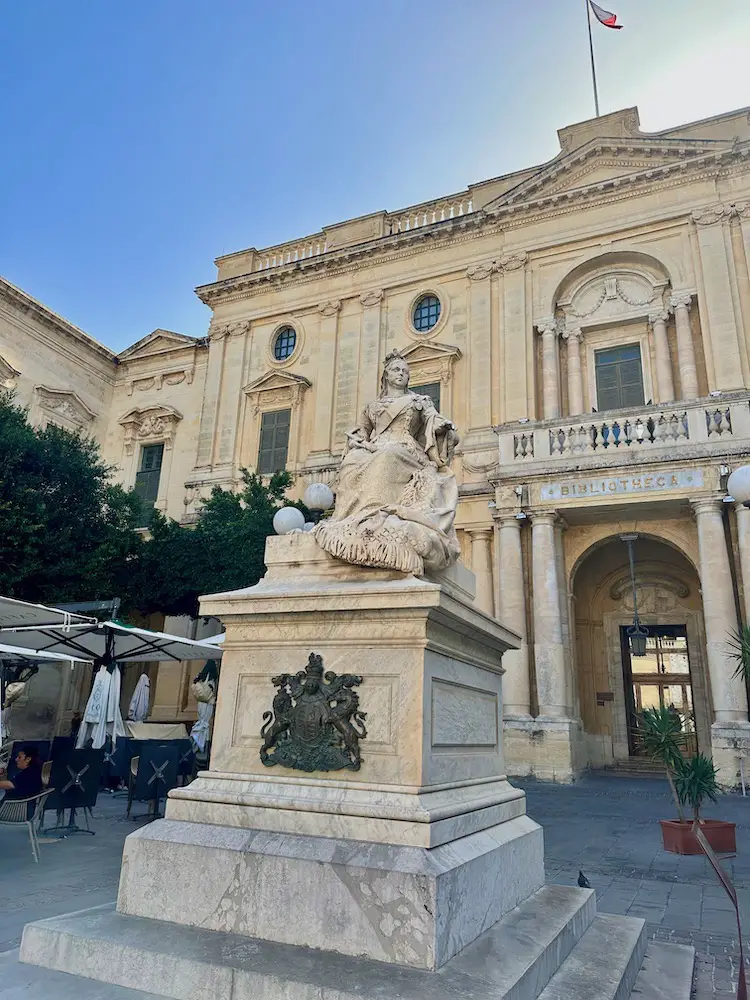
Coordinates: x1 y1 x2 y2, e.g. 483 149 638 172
2 0 748 353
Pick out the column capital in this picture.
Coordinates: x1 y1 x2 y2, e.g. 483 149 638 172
691 497 725 517
318 299 341 316
561 326 582 342
530 509 558 526
536 317 559 337
359 289 384 307
669 293 693 311
466 262 495 281
497 251 528 273
648 310 669 326
467 526 494 539
494 510 524 527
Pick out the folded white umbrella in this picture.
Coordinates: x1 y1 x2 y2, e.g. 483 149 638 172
77 664 128 750
190 701 214 753
127 673 151 722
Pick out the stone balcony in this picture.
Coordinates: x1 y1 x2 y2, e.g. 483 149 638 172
495 391 750 479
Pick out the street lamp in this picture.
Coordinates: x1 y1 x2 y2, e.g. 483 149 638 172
727 466 750 508
302 483 335 526
621 533 649 657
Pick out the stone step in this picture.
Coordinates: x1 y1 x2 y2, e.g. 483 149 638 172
536 913 646 1000
627 942 695 1000
0 948 161 1000
20 885 596 1000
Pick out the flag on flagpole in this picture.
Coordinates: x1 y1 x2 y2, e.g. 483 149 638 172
589 1 623 29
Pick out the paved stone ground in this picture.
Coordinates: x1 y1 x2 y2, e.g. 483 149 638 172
0 776 747 997
517 774 750 999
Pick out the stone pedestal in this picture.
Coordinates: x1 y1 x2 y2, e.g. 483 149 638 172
20 534 674 999
119 533 543 969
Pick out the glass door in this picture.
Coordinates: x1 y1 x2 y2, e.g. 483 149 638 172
621 625 697 757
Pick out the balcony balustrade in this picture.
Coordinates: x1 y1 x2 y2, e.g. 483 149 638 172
496 393 750 473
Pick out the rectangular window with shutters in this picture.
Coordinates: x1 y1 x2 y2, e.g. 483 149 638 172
594 343 645 411
258 408 291 474
410 382 441 412
134 443 164 527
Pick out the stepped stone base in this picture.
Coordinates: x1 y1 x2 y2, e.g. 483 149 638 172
116 815 544 970
21 885 646 1000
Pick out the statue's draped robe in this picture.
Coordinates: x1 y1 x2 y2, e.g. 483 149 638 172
314 393 460 575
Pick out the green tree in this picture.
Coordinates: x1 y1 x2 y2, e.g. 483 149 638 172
0 391 143 606
132 469 301 618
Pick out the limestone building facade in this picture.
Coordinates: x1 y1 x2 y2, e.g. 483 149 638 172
4 104 750 782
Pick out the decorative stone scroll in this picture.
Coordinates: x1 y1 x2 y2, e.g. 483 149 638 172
260 653 367 772
119 404 183 455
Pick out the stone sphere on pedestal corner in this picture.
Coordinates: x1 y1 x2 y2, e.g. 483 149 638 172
273 506 305 535
303 482 334 512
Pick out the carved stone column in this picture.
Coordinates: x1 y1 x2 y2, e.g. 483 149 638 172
531 511 567 718
692 209 745 390
195 324 230 469
562 327 583 416
358 290 384 414
537 318 560 420
649 310 675 403
467 263 495 432
669 295 699 400
310 300 341 457
693 498 748 723
496 514 531 718
469 528 494 618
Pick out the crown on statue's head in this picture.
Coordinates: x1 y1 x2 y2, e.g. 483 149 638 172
383 349 406 367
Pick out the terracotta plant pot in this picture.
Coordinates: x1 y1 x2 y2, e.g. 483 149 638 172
660 819 737 855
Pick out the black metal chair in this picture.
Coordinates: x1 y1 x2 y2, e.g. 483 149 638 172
44 748 104 836
102 737 133 792
175 739 196 785
50 736 74 761
127 743 179 820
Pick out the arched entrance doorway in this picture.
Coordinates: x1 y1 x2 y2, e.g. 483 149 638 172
572 535 711 768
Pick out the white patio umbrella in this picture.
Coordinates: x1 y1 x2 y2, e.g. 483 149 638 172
2 620 223 749
0 596 96 631
127 673 151 722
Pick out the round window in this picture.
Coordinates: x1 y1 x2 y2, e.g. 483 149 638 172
412 295 441 333
273 326 297 361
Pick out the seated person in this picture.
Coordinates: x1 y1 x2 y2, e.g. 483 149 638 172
0 745 43 803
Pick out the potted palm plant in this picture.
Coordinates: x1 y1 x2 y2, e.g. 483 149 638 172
665 753 737 855
637 705 687 825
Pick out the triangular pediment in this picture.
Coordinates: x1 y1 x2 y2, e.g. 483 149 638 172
35 386 96 427
484 136 735 213
400 342 461 366
243 370 312 395
118 329 200 361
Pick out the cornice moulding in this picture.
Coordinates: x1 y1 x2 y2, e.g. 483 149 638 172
195 147 749 308
0 278 115 363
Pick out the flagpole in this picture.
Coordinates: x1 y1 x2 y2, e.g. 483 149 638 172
585 0 601 118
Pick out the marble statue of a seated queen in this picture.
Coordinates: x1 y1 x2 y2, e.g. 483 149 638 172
314 349 460 576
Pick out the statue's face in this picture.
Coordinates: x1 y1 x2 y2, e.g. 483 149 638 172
385 359 409 389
